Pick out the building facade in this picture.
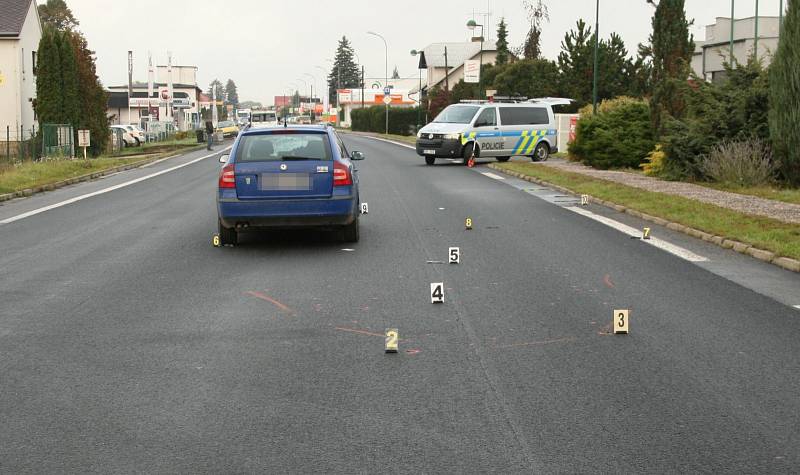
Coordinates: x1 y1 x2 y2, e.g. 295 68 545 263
0 0 42 142
692 16 780 82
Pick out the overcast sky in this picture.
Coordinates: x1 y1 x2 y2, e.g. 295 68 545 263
53 0 783 105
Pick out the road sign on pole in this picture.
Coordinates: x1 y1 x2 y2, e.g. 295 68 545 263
382 95 392 105
78 129 90 160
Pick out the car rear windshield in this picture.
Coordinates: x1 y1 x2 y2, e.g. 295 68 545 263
235 132 332 162
433 105 480 124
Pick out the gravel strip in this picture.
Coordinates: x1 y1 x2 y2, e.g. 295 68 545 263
541 160 800 224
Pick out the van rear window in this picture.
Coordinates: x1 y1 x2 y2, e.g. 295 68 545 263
499 107 549 126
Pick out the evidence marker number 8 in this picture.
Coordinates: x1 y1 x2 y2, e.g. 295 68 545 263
431 283 444 304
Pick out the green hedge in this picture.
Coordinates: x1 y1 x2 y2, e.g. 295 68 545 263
351 106 421 136
570 98 655 169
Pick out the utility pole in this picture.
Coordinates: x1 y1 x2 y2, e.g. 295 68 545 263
754 0 759 61
444 46 449 95
361 65 365 110
592 0 599 114
730 0 735 64
127 50 133 125
780 0 784 33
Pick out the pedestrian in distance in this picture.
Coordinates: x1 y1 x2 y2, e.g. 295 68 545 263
205 120 214 151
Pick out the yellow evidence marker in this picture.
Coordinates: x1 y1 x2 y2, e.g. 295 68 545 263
385 328 399 353
613 309 629 334
430 283 444 304
581 194 589 206
643 227 651 240
465 217 473 230
212 235 221 247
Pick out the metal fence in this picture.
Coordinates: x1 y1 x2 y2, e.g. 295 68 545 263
2 125 40 162
41 124 74 159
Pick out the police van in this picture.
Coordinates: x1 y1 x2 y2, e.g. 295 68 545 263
415 98 572 166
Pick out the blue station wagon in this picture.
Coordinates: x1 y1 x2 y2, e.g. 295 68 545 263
216 125 365 244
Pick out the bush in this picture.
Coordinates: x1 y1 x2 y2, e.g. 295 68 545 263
663 59 770 180
641 144 666 176
351 105 421 136
700 137 778 187
175 131 190 140
570 98 655 169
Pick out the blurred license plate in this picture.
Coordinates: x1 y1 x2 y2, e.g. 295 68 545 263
260 173 310 191
424 149 436 155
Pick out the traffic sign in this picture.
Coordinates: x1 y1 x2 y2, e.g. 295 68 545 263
77 130 90 147
383 86 391 95
382 95 392 105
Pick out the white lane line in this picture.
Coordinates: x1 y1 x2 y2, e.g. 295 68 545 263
0 147 231 225
481 172 507 181
567 206 709 262
358 135 416 150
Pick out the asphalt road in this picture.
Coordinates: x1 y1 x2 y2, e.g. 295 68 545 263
1 135 799 473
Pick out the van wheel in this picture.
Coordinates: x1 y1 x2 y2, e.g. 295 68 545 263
425 156 435 165
341 216 360 243
218 219 238 246
531 142 550 162
462 142 476 166
496 156 510 162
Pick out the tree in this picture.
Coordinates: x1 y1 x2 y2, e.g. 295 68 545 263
391 66 400 79
208 79 225 102
225 79 239 107
327 36 360 104
38 0 79 31
628 43 654 98
521 0 549 59
649 0 694 135
495 18 510 65
58 31 80 130
67 31 109 155
557 20 595 106
769 0 800 184
494 59 561 98
35 27 63 124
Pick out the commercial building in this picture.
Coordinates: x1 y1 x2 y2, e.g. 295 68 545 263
692 16 780 83
106 65 202 131
0 0 42 142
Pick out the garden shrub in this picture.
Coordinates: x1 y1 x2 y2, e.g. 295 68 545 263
570 98 655 169
700 137 778 187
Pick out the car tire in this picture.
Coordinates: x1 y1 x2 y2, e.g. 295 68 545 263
496 156 510 162
462 142 476 166
218 219 238 246
134 138 141 147
425 156 436 166
341 215 360 243
531 142 550 162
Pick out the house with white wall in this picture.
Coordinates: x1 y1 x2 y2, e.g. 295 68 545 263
0 0 42 143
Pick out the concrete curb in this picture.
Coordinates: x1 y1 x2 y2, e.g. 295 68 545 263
487 163 800 274
0 145 205 204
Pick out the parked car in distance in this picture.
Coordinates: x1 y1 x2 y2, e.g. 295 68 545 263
216 120 240 138
217 125 365 244
110 125 139 147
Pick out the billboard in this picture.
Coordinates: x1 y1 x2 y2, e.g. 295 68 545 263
464 60 480 84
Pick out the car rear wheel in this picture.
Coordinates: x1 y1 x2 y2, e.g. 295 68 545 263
496 156 510 162
218 219 238 246
425 156 435 165
340 216 360 243
462 142 476 166
531 142 550 162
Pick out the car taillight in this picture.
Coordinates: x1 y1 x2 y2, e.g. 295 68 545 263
219 164 235 188
333 161 352 186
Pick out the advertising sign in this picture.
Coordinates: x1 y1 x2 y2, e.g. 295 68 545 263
77 130 90 147
464 60 480 84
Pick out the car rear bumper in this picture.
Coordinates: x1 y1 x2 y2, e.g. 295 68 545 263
218 195 357 229
415 138 462 158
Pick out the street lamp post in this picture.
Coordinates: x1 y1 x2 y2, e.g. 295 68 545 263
296 77 311 122
730 0 735 64
411 49 424 130
367 30 389 135
305 73 317 122
466 20 484 99
314 65 328 119
592 0 600 114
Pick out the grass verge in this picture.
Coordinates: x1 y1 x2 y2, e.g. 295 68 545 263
0 142 204 195
494 162 800 261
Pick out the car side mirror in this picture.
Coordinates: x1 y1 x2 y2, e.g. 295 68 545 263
219 154 229 163
350 151 365 161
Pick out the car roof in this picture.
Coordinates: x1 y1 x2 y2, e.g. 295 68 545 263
240 125 330 136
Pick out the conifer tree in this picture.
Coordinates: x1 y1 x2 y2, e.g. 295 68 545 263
327 36 360 104
769 0 800 184
35 27 63 124
58 31 80 128
495 18 510 65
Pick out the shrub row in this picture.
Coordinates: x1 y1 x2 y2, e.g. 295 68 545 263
351 106 422 136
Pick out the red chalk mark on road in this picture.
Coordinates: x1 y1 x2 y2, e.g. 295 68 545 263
494 336 577 349
603 274 615 289
245 291 294 313
405 348 421 355
335 327 386 338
